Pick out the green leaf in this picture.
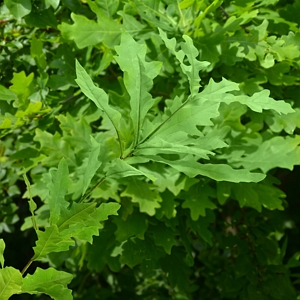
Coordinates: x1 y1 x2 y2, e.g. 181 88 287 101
81 136 102 196
106 158 156 181
189 211 215 245
152 224 176 254
33 225 74 260
0 267 23 299
9 71 34 110
194 0 223 28
232 183 262 212
45 0 60 9
130 0 174 32
159 29 210 95
4 0 31 18
179 0 195 10
143 154 266 182
114 32 162 147
23 172 38 231
59 12 122 48
34 129 77 167
235 136 300 172
200 78 294 114
140 97 220 143
160 248 191 292
156 190 179 219
0 85 17 102
86 222 119 272
120 237 161 271
88 0 119 18
30 36 47 70
121 178 161 216
33 202 120 260
75 61 124 155
22 267 73 300
48 158 71 224
266 108 300 134
181 183 216 220
113 211 148 242
57 202 121 243
0 239 5 268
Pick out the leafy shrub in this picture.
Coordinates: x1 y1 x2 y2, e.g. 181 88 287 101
1 0 300 299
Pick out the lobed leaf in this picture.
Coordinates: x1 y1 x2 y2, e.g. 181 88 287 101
22 267 73 300
48 158 71 224
114 32 162 147
59 12 122 48
75 61 124 155
142 154 266 182
0 267 23 299
81 136 102 197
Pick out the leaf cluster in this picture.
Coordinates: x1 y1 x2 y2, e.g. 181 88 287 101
1 0 300 299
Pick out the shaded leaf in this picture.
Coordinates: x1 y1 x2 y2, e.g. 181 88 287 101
181 183 216 220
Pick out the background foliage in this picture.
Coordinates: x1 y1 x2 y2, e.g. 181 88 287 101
1 0 300 299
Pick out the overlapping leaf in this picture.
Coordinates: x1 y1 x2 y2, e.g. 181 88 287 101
0 267 23 299
22 268 73 300
114 32 162 147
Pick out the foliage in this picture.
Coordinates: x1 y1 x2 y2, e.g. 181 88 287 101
1 0 300 299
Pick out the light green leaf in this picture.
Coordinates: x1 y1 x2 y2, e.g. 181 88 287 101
135 135 215 159
0 239 5 268
235 90 294 114
75 61 124 155
81 136 102 196
179 0 195 9
33 202 120 260
45 0 60 9
121 178 161 216
9 71 34 110
141 98 220 144
89 0 119 18
59 12 122 48
34 129 77 167
159 29 210 95
30 36 47 70
0 267 23 299
266 109 300 134
235 136 300 173
0 85 17 102
143 154 265 182
48 158 71 224
106 158 156 181
200 78 294 114
131 0 174 32
23 173 38 231
22 267 73 300
57 202 120 243
4 0 31 18
114 32 161 147
33 225 74 260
